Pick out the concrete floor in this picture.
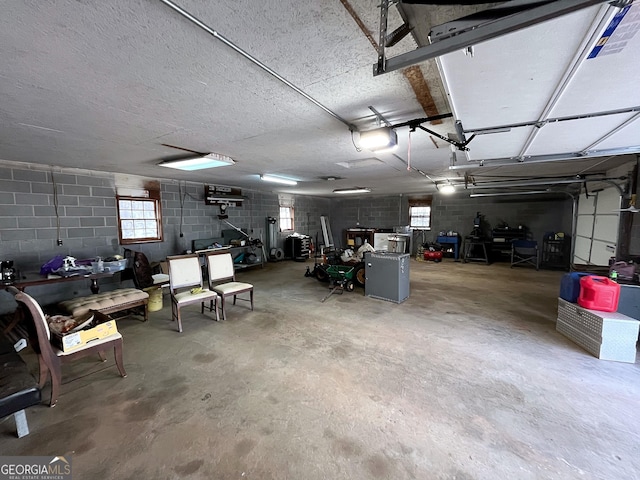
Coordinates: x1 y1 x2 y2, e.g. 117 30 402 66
1 258 639 480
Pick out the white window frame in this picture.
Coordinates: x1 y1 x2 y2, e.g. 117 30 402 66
409 205 431 230
279 206 294 232
117 196 164 244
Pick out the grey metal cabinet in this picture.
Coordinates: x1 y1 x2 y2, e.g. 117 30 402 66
364 252 410 303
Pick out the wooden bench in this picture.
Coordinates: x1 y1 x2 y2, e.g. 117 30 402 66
58 288 149 321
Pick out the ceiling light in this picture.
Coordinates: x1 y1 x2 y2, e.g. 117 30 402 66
260 174 298 186
359 127 398 151
439 184 456 194
158 153 235 171
333 187 371 194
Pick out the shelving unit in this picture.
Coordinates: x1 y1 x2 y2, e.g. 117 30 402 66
345 228 376 248
491 227 527 259
285 235 310 261
195 244 264 271
229 244 265 270
542 238 570 270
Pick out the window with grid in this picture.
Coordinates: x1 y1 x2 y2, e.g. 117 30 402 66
409 205 431 230
117 196 164 244
279 206 294 231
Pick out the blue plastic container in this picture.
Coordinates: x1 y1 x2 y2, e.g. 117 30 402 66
560 272 596 303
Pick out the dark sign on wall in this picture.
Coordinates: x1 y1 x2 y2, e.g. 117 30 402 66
204 185 244 206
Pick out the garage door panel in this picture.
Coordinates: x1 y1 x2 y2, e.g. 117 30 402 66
590 240 616 265
593 215 620 241
595 188 621 214
578 194 596 215
574 237 591 263
576 216 594 237
573 187 619 266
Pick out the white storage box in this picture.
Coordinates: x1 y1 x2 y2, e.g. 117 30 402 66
556 298 639 363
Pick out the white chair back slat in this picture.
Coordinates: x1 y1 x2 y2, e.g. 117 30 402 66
168 256 203 290
207 253 235 283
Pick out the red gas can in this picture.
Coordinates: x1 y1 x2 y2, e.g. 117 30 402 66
577 276 620 312
423 250 443 262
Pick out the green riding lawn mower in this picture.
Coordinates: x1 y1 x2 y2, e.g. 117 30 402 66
305 249 367 301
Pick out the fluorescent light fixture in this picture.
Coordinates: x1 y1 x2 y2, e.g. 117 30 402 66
158 153 235 171
260 174 298 186
439 184 456 194
207 196 245 202
359 127 397 151
333 187 371 194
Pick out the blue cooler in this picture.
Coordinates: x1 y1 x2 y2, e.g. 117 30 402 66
560 272 595 303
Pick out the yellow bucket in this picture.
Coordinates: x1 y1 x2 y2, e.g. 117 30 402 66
144 286 163 312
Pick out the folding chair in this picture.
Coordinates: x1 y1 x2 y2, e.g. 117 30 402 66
511 239 539 270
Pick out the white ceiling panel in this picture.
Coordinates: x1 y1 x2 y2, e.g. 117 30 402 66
527 112 639 156
548 6 640 117
435 2 639 188
439 6 603 128
464 127 537 161
593 115 640 151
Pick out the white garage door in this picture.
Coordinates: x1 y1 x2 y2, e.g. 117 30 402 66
573 187 620 266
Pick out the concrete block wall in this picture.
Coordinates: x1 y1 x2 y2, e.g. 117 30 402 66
0 165 120 272
430 193 573 244
329 195 409 249
326 192 573 254
0 163 330 311
284 195 331 253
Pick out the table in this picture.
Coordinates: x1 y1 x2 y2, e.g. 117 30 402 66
12 270 120 294
462 237 492 264
436 235 461 261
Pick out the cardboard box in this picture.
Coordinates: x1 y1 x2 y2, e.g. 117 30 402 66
52 319 119 353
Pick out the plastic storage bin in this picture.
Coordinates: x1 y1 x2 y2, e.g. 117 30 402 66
103 259 127 272
577 276 620 312
559 272 595 303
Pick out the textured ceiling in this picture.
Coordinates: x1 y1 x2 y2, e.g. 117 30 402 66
0 1 636 197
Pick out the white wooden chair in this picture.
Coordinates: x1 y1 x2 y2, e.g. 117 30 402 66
206 252 254 321
166 254 219 332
